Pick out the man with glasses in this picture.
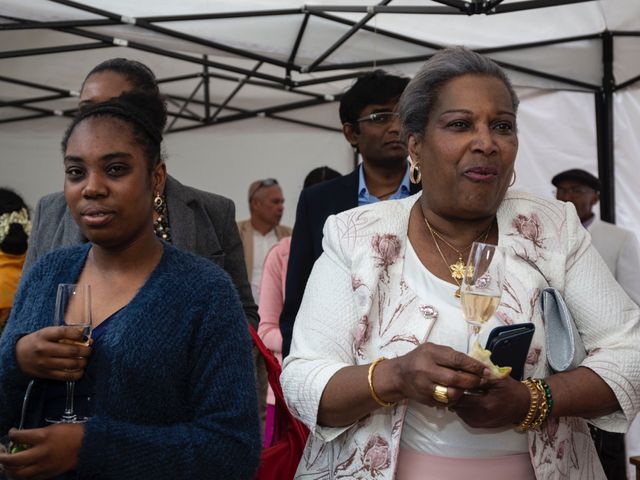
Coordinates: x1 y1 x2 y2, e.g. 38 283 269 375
280 70 421 358
553 168 640 480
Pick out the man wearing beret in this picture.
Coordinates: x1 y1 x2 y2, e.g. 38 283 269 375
553 168 640 480
553 168 640 305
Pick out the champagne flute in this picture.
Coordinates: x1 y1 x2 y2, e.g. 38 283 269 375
460 242 506 353
46 284 92 424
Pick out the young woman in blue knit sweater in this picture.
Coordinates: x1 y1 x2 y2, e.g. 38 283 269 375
0 92 261 479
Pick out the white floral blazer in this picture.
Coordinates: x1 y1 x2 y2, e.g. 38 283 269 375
281 190 640 480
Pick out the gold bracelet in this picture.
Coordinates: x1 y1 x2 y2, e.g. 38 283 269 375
529 379 550 429
515 378 540 431
367 357 397 408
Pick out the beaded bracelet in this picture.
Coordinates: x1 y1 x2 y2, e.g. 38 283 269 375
368 357 397 408
539 378 554 417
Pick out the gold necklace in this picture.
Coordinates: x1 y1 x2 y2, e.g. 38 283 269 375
423 217 493 298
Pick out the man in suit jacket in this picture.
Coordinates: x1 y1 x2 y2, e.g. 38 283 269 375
280 70 421 357
25 175 259 329
553 168 640 480
237 178 292 304
237 178 291 432
553 169 640 305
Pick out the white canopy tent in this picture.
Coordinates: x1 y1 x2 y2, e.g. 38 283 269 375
1 0 639 236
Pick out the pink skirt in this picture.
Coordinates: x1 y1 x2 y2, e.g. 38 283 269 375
396 448 536 480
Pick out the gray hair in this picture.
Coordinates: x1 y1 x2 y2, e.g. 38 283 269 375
398 46 519 140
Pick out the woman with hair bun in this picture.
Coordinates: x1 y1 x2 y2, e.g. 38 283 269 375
25 58 259 331
0 92 261 480
0 188 30 333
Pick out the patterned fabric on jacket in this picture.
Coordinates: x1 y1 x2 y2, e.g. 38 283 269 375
281 190 640 480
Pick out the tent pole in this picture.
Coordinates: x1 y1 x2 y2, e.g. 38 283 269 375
0 42 110 59
305 0 392 73
0 75 71 94
167 96 335 133
595 31 615 223
287 12 310 71
0 93 69 108
210 62 264 122
203 56 211 122
166 79 204 131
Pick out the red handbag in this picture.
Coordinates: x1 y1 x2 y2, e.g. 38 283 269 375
248 326 309 480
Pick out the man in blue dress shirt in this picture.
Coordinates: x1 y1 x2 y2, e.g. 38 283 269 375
280 70 421 357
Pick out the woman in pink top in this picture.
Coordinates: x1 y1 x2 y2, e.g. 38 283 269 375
258 167 340 447
258 236 291 370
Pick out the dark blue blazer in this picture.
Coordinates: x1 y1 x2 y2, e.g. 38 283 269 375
280 168 421 357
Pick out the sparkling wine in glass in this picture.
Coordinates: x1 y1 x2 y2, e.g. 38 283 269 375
46 284 92 424
460 242 506 352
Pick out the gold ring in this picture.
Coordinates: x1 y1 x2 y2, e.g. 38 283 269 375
432 384 449 404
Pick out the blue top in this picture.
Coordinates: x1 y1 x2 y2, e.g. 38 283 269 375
357 162 412 206
0 243 260 480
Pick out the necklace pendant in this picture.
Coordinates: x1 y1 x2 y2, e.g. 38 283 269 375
449 259 466 281
454 287 461 298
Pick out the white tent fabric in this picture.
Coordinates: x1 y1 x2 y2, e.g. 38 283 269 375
1 0 639 235
3 1 639 86
3 0 640 92
0 0 640 217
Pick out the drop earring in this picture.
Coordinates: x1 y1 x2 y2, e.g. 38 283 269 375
153 192 171 242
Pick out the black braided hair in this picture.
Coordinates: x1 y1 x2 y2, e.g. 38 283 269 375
62 91 167 169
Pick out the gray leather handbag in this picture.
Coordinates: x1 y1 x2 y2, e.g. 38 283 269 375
541 287 587 372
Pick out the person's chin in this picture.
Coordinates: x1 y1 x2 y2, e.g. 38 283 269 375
367 153 408 168
79 223 120 247
459 189 505 216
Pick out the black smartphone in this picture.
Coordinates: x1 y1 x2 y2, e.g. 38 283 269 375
485 324 535 380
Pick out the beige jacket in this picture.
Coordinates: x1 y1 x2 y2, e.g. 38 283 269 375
236 219 291 282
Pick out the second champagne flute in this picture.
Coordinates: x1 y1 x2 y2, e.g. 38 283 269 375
46 283 92 424
460 242 506 353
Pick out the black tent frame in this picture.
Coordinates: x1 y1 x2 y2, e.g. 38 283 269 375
1 0 638 221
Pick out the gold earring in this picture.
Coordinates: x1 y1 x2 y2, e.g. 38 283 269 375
153 193 163 211
409 161 422 184
509 170 517 188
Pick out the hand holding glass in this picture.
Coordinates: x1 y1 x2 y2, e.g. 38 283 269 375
46 284 92 424
460 242 506 352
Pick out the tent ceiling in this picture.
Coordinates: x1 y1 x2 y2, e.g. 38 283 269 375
2 0 639 224
1 0 639 132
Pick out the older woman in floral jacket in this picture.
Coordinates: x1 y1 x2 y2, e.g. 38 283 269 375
282 47 640 480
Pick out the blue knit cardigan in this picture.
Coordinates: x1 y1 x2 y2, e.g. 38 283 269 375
0 243 261 479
